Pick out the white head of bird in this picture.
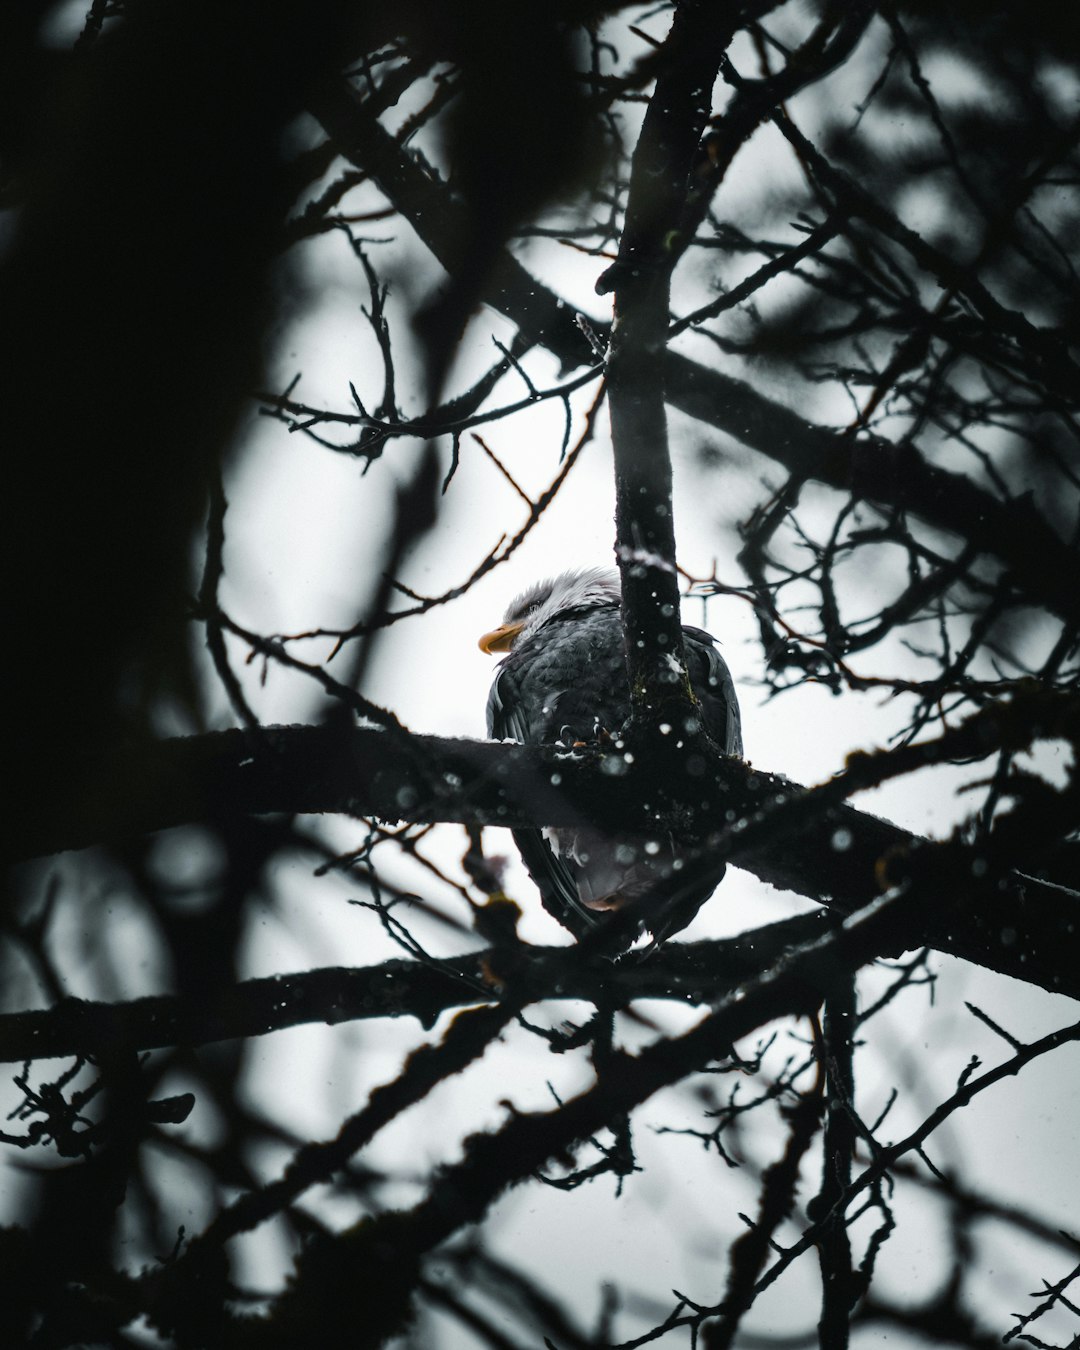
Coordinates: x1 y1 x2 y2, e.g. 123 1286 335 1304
478 567 621 654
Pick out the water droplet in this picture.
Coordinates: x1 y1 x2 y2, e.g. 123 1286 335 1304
831 828 852 852
600 756 628 777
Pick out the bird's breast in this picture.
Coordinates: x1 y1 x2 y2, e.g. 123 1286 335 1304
508 609 631 744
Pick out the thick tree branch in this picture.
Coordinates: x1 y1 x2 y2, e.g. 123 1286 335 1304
664 359 1080 624
14 704 1080 998
0 912 836 1064
602 1 739 729
815 977 859 1347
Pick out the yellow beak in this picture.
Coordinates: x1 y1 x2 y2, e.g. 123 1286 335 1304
478 621 523 655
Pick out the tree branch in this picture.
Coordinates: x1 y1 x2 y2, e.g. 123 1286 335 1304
14 706 1080 998
310 76 1080 628
0 912 836 1064
180 883 1069 1347
601 1 739 730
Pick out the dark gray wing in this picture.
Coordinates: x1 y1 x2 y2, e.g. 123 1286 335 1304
683 625 742 756
486 662 597 936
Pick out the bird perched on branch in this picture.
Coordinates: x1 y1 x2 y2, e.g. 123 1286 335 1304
479 567 741 944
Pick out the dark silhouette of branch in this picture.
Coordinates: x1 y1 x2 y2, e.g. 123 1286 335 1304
6 9 1080 1347
601 1 740 730
0 912 835 1064
14 685 1080 995
154 881 1076 1346
813 980 859 1348
718 1013 1080 1326
310 73 1080 630
704 1065 823 1349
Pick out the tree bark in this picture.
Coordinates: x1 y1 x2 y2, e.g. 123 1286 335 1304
13 722 1079 998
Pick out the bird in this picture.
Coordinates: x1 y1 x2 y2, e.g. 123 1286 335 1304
479 567 742 944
